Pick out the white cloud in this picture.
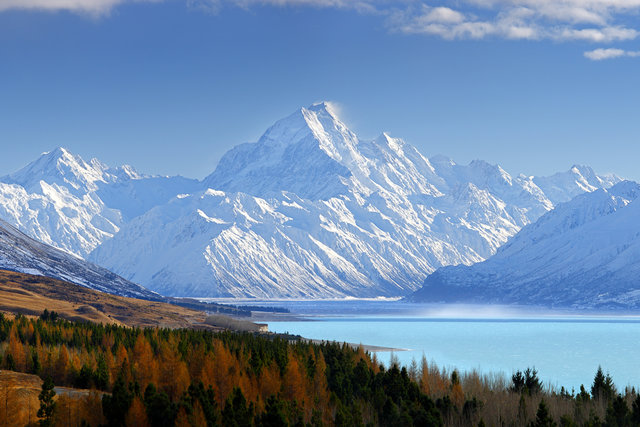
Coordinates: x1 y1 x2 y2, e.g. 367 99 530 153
0 0 160 15
560 26 638 42
3 0 640 55
0 0 378 15
584 47 640 60
422 7 465 24
392 1 640 43
226 0 377 11
393 5 542 40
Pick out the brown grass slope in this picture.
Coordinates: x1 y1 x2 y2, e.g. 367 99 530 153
0 269 211 329
0 218 160 300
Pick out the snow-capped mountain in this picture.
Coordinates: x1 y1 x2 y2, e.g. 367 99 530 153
88 102 620 298
0 218 159 300
409 181 640 309
532 165 621 205
0 147 199 257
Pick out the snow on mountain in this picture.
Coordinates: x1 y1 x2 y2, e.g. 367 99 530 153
0 218 159 300
4 147 140 195
90 103 620 298
0 148 200 257
532 164 621 205
409 181 640 309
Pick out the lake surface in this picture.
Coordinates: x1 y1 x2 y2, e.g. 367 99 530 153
239 299 640 391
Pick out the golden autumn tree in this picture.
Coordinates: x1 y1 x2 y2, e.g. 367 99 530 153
190 400 208 427
283 350 307 405
132 334 158 391
200 355 217 390
8 326 27 372
54 345 70 385
186 343 206 381
159 341 190 400
420 356 431 395
125 396 150 427
450 371 465 408
77 390 107 426
259 363 282 401
211 340 235 404
174 406 191 427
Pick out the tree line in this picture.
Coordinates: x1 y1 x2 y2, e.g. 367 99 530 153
0 310 639 426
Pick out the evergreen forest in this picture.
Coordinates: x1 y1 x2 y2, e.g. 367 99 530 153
1 311 639 426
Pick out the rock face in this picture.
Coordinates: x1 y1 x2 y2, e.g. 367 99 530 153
83 102 616 298
409 181 640 309
0 218 159 300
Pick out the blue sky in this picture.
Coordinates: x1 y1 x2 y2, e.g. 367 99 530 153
1 0 639 181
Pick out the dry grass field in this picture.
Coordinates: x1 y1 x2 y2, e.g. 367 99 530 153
0 370 106 426
0 269 212 329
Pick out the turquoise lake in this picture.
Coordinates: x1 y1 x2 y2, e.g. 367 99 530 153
256 300 640 391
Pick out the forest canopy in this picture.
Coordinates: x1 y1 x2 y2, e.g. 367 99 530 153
0 311 639 426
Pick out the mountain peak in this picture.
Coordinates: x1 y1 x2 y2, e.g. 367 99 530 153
37 146 79 166
569 164 595 176
307 100 337 114
3 147 94 191
2 147 137 195
376 131 393 141
257 102 347 150
203 103 358 199
374 132 405 153
532 164 623 205
45 146 71 157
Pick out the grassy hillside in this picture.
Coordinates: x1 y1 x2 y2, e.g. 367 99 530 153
0 269 211 329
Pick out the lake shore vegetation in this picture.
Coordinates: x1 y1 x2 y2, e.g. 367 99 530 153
0 311 639 426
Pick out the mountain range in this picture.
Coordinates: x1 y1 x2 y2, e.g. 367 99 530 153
409 181 640 309
0 103 623 298
0 147 200 257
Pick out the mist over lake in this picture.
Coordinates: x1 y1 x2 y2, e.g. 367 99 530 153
232 299 640 391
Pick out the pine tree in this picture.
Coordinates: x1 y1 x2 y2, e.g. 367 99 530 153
222 387 254 427
103 375 133 427
631 394 640 424
30 349 41 375
591 366 615 401
532 399 556 427
255 395 288 427
512 370 526 393
37 376 57 427
518 394 528 423
4 353 15 370
525 368 542 395
605 395 629 427
95 354 109 390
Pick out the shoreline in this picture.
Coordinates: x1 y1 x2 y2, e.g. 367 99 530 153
306 338 410 353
